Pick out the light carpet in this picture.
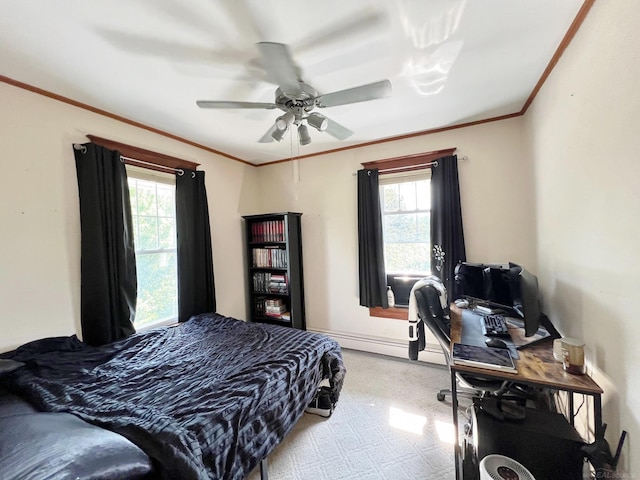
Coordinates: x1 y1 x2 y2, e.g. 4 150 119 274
248 348 457 479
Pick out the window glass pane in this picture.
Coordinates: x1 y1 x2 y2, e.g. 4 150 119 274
158 218 176 249
135 252 178 327
385 213 419 242
399 182 416 211
384 215 403 242
383 184 399 212
128 179 138 215
416 212 430 242
136 182 157 217
384 242 431 273
127 168 178 328
156 184 175 217
416 179 430 210
380 173 431 275
138 216 158 250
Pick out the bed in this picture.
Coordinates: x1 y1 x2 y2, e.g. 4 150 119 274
0 313 345 480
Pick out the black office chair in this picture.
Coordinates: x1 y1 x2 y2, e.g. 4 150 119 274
413 282 510 401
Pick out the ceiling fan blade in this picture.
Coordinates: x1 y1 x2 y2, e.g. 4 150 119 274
324 117 354 140
97 28 254 67
316 80 392 108
295 11 385 56
216 0 265 44
256 42 302 96
196 100 277 109
258 125 277 143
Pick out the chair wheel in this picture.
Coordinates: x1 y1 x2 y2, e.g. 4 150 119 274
437 392 446 401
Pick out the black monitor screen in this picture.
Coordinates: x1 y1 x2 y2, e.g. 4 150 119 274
456 261 542 338
509 263 541 337
483 266 513 309
454 263 485 300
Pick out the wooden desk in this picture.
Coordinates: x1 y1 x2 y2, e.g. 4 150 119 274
449 306 603 479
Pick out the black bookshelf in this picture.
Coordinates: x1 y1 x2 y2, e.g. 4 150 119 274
242 212 305 330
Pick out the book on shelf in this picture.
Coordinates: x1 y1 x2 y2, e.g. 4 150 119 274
264 298 283 308
253 296 267 316
268 273 287 294
256 298 289 319
252 272 288 294
265 305 287 316
451 343 518 374
252 247 287 268
251 220 285 243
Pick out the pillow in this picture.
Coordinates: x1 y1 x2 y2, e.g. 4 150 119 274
0 412 155 480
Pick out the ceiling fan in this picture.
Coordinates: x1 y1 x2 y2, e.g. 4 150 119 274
196 42 392 146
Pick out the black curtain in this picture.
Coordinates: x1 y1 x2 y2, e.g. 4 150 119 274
430 155 466 300
176 169 216 322
357 168 388 308
73 143 137 346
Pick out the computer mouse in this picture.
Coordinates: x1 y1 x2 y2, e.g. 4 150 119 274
454 298 469 309
485 337 508 349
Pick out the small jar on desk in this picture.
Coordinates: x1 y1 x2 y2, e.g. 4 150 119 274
561 338 585 375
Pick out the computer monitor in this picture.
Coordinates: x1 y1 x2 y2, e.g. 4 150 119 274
455 261 542 337
454 262 486 300
483 266 513 309
508 263 541 337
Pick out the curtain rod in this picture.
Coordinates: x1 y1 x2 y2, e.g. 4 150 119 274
73 143 195 177
352 155 468 176
352 162 436 176
123 155 191 176
379 160 438 173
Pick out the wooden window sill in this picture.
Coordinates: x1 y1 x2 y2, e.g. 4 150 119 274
368 306 408 320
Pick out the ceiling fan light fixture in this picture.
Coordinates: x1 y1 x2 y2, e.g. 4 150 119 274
275 111 295 131
298 124 312 146
195 43 391 146
307 113 328 132
271 126 287 142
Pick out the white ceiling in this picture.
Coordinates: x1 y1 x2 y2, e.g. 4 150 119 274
0 0 586 165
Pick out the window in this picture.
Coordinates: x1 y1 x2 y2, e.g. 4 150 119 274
361 148 454 317
379 171 431 275
379 171 431 307
127 166 178 329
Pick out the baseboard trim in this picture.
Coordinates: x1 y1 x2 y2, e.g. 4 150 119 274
309 327 446 366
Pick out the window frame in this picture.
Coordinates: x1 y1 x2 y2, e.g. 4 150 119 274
362 148 456 320
87 135 200 329
379 169 432 277
127 165 179 331
379 170 432 313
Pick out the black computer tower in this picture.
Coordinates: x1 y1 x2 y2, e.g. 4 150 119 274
471 398 585 480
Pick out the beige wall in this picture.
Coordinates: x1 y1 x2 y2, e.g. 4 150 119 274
0 82 257 351
523 0 638 473
254 117 534 360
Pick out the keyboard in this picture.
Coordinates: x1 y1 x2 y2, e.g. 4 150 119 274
481 314 510 337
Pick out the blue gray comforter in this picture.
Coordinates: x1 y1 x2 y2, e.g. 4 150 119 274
1 313 345 479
